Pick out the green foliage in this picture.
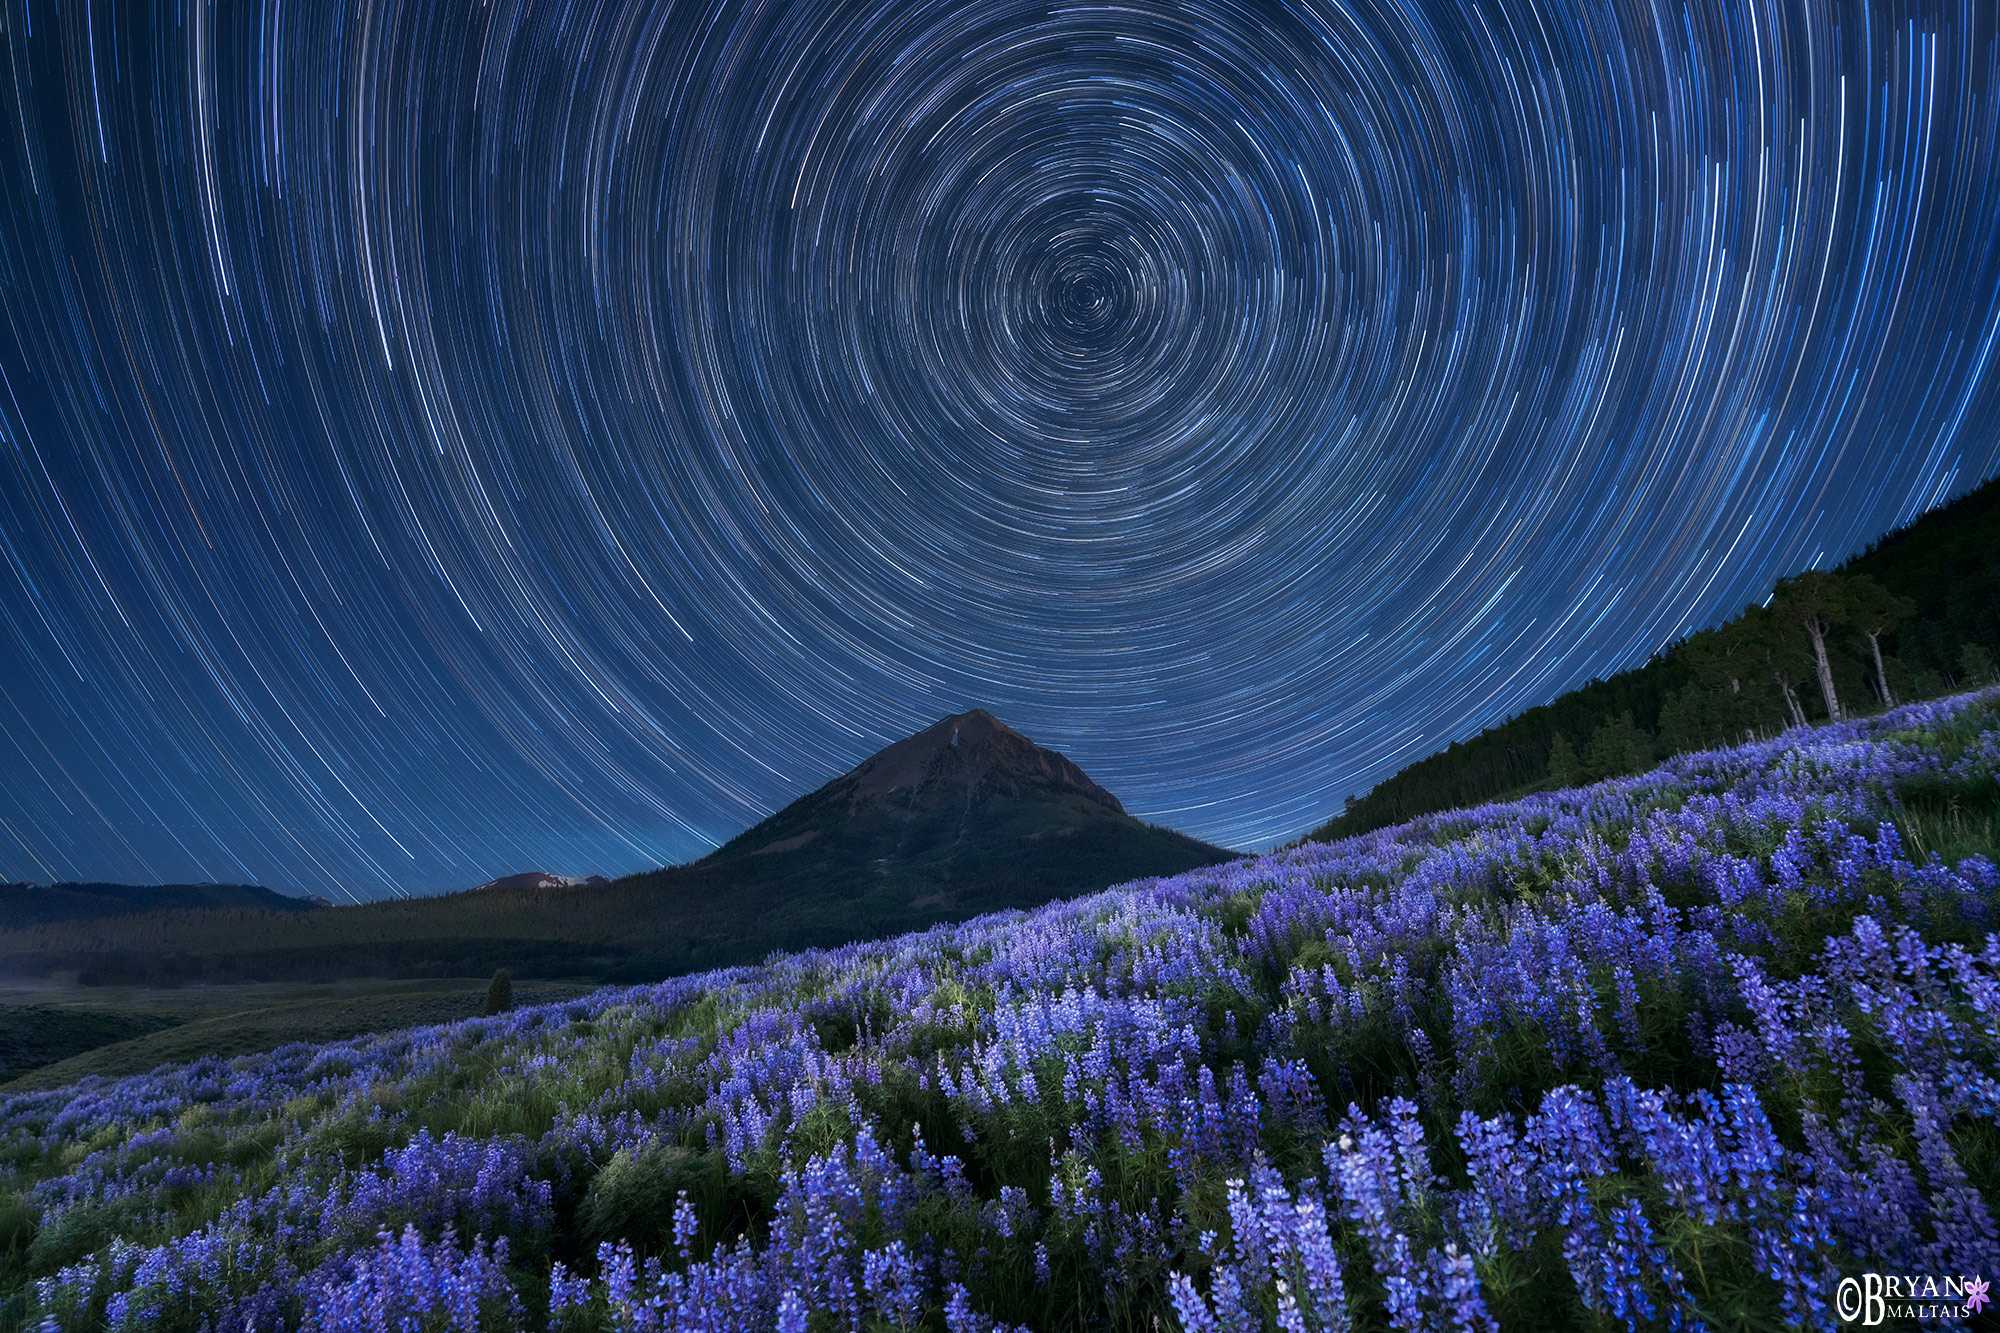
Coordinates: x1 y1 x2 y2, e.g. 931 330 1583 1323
0 1193 36 1265
1545 733 1581 787
298 1096 414 1169
1581 710 1652 781
23 1201 117 1277
484 968 515 1016
575 1142 733 1258
1893 773 2000 871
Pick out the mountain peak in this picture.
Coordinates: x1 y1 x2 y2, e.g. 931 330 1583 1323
846 709 1124 812
470 872 611 894
625 711 1232 962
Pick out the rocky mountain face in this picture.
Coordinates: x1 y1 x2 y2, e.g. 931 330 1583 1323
709 709 1124 860
838 708 1123 810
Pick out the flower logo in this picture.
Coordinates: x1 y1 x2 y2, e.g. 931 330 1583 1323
1966 1275 1990 1314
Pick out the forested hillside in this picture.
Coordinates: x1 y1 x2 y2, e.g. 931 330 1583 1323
1307 474 2000 842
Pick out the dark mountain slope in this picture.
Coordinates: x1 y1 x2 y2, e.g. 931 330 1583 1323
617 709 1234 951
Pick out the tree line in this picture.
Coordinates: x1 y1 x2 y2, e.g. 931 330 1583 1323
1311 474 2000 841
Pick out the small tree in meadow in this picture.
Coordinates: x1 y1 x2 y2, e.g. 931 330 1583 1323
483 968 513 1015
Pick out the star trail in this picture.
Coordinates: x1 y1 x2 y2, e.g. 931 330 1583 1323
2 0 1998 899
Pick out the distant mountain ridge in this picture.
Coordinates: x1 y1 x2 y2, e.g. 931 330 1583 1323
470 872 611 893
0 881 320 931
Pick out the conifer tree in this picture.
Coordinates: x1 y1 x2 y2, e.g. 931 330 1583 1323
1582 711 1651 780
1546 733 1582 788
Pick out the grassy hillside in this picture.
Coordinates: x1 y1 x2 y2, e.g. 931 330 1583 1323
0 978 602 1092
1308 472 2000 842
2 692 1995 1331
0 1007 184 1085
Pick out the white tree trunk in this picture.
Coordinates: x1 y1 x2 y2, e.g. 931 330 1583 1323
1807 621 1842 722
1777 674 1808 729
1868 631 1894 707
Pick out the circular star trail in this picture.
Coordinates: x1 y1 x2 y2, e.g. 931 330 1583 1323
2 0 1998 897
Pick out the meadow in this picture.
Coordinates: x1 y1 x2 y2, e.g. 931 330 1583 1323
2 692 1997 1331
0 981 603 1094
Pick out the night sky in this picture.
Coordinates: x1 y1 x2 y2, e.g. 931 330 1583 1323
2 0 1998 900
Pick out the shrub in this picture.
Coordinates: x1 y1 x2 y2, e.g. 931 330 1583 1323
483 969 514 1016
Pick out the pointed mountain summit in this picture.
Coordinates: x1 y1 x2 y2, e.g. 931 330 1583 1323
843 708 1123 810
711 708 1123 858
620 709 1236 958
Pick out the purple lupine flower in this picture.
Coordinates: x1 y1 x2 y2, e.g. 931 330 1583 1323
1166 1272 1220 1333
299 1226 518 1333
1291 1195 1349 1330
1431 1244 1495 1333
672 1190 699 1264
546 1260 589 1316
1900 1074 2000 1277
861 1240 923 1327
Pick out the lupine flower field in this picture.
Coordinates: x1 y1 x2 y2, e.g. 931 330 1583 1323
4 694 1998 1332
